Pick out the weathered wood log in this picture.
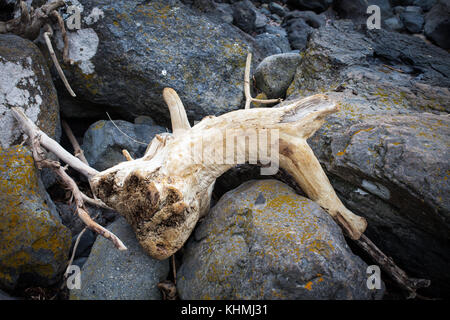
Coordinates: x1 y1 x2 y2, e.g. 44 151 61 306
10 53 430 298
88 91 367 260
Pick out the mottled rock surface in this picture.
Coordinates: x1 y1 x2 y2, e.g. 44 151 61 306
0 34 60 149
70 217 169 300
0 146 71 291
56 0 269 123
287 20 450 297
82 119 165 171
424 0 450 49
254 52 302 99
178 180 383 300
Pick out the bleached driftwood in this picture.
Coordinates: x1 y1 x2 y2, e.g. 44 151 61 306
10 53 430 298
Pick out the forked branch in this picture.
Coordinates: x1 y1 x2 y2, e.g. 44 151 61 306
244 53 282 109
10 107 125 250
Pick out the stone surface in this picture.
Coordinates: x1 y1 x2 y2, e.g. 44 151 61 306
287 20 450 297
334 0 393 21
70 217 169 300
232 0 257 33
268 2 286 17
254 53 302 99
253 33 291 56
82 119 165 171
0 34 60 149
384 16 404 31
283 17 314 51
424 0 450 49
288 0 333 13
400 9 424 33
177 180 384 300
391 0 438 12
56 0 268 124
0 146 71 291
282 10 324 51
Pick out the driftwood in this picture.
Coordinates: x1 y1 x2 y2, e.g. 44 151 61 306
10 53 430 298
0 0 75 96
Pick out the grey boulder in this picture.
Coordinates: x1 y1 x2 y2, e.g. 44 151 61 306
177 180 384 300
70 217 169 300
57 0 268 123
0 34 60 149
0 146 71 291
254 52 302 99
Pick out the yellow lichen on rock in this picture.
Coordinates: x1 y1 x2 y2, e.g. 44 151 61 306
0 145 71 290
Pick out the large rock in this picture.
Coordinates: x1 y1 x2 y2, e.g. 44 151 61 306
0 34 60 149
254 52 302 99
177 180 384 300
0 146 71 291
287 20 450 297
70 217 169 300
424 0 450 49
82 119 165 171
55 0 268 123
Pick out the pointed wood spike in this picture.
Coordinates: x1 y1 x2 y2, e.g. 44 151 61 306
163 87 191 136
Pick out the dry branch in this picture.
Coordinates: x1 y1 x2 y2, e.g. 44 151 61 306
43 24 76 97
10 107 125 250
61 120 88 165
11 107 98 178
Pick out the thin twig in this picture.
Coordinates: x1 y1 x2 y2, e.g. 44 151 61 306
81 192 113 210
106 112 148 145
383 64 404 73
11 107 125 251
11 107 98 179
50 10 73 65
172 255 177 285
65 227 87 278
41 158 127 251
43 24 76 97
61 120 88 165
